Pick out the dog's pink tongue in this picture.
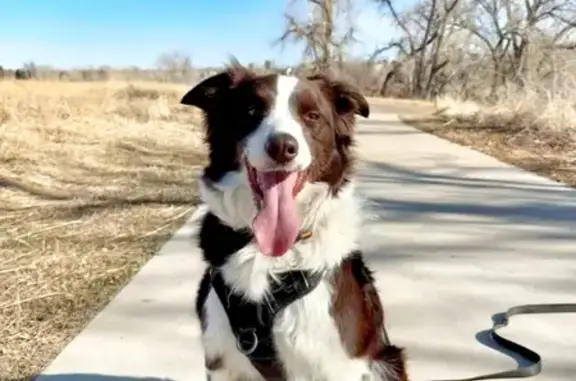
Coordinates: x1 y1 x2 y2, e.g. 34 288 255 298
252 171 299 257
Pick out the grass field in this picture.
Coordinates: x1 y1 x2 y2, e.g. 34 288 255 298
0 80 206 380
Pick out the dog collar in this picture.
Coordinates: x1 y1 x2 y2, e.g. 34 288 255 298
209 266 323 379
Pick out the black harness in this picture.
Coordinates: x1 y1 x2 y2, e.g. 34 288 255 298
209 265 323 379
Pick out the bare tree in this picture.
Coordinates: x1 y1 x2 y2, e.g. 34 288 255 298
368 0 576 99
454 0 576 94
276 0 358 73
155 51 194 83
23 61 38 79
371 0 462 98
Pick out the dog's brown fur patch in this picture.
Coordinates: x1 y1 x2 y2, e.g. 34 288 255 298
331 253 409 380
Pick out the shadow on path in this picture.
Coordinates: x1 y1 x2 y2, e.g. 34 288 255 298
355 157 576 378
360 160 576 226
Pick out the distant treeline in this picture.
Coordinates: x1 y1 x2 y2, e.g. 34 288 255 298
0 64 220 83
0 58 400 97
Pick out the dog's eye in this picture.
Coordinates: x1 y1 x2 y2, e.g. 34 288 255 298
305 111 320 121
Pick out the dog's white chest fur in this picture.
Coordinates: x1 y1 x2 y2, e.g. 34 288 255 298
273 281 371 381
202 274 371 381
198 179 373 380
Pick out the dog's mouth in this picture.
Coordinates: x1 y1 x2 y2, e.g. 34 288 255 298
245 158 306 257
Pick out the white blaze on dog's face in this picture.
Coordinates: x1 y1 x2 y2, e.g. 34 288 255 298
244 75 312 172
180 64 369 258
242 75 313 257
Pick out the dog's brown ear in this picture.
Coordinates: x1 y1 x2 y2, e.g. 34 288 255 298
180 61 250 111
308 74 370 118
332 80 370 118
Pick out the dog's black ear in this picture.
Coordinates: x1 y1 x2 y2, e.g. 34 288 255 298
180 62 251 111
308 74 370 118
180 72 232 111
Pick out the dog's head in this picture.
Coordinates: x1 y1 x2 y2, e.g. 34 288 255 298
181 62 369 257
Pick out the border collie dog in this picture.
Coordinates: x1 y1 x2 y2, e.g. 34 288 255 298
181 63 409 381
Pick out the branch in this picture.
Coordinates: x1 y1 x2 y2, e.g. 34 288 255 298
378 0 417 53
369 40 405 60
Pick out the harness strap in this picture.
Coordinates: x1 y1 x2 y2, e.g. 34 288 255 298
210 267 323 380
423 303 576 381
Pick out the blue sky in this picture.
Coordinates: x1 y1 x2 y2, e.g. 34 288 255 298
0 0 399 69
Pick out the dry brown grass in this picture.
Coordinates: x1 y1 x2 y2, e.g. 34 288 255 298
0 80 206 380
367 96 437 117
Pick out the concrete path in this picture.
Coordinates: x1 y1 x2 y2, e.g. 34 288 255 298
35 108 576 381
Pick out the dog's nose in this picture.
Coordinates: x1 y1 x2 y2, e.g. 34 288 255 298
265 133 299 164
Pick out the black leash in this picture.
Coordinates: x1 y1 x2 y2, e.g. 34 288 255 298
427 303 576 381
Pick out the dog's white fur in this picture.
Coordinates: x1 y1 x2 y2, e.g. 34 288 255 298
245 76 312 173
196 76 382 381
